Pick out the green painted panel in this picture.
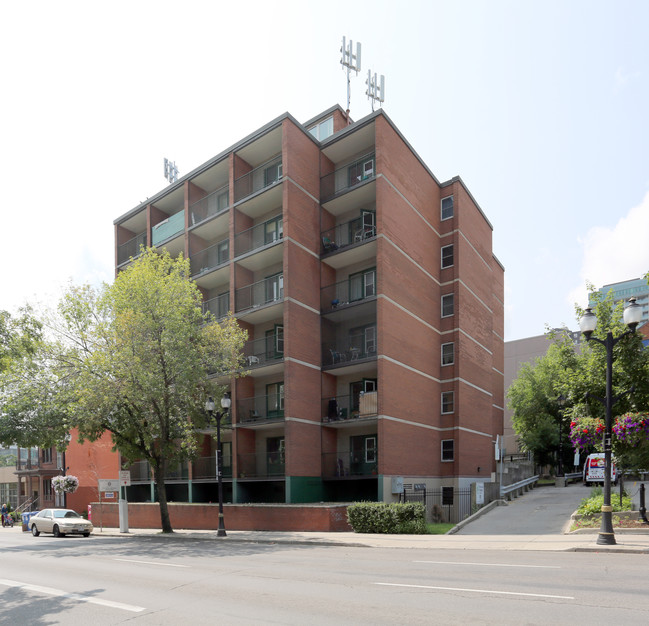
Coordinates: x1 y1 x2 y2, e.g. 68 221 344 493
286 476 324 503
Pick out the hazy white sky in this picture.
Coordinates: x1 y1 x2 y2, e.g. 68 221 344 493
1 0 648 341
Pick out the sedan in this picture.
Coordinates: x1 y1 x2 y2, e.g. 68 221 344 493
29 509 93 537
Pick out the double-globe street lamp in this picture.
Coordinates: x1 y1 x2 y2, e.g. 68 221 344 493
579 297 642 545
205 392 231 537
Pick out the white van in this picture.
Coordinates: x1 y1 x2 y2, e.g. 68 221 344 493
583 453 617 486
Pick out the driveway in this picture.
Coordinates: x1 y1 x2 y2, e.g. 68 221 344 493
455 482 591 535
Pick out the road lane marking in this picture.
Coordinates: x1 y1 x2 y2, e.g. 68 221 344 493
0 578 146 612
374 582 574 600
414 561 560 569
114 558 189 568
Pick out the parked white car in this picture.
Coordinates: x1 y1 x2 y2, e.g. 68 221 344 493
29 509 93 537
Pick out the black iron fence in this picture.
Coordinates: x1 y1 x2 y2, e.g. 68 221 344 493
401 487 472 524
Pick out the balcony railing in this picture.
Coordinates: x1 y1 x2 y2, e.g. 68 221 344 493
235 275 283 313
234 216 283 257
237 395 284 424
234 155 283 203
322 392 378 422
320 152 375 200
320 275 377 313
192 456 233 480
189 185 229 227
321 216 376 254
117 232 147 265
152 210 185 246
242 335 284 369
128 460 151 482
322 451 378 478
322 331 377 367
237 452 285 478
191 238 229 276
203 293 230 321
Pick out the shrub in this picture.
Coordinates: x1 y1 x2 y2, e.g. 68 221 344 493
346 502 426 534
577 490 632 516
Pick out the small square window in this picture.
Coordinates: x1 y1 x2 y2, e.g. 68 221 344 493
441 342 454 366
441 293 454 317
441 391 454 414
441 440 454 462
441 196 454 220
441 244 454 269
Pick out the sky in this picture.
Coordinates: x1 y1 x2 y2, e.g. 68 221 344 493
1 0 648 341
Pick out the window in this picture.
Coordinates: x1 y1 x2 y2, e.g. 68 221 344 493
349 267 376 301
265 273 284 303
267 436 285 475
365 436 377 463
308 116 334 141
441 342 454 366
441 293 454 318
264 161 283 186
349 325 377 357
348 156 375 186
42 478 52 498
441 391 454 414
266 382 284 417
217 240 229 264
42 448 52 463
441 196 454 220
441 244 454 269
264 216 283 244
350 378 377 412
441 439 455 462
265 325 284 359
350 210 376 241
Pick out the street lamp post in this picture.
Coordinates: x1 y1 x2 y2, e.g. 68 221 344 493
579 297 642 545
557 394 566 478
205 392 231 537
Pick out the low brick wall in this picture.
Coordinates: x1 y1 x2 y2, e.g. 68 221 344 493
89 502 352 532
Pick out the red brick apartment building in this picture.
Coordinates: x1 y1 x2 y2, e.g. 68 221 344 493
74 104 503 509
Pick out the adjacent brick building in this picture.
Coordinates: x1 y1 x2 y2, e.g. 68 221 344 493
87 104 504 508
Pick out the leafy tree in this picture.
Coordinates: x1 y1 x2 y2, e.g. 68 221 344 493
0 307 41 373
1 249 247 532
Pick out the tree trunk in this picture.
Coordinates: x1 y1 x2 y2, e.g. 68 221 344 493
153 458 173 533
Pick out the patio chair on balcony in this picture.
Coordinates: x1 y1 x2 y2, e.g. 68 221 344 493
329 348 346 364
249 409 261 419
322 236 338 253
247 355 260 366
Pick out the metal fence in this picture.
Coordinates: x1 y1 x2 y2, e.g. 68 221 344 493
401 487 473 524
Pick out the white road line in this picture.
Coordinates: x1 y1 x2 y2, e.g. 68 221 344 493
414 560 561 569
114 558 189 568
0 578 146 612
374 582 574 600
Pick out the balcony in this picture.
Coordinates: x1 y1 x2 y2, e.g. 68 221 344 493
192 455 233 480
320 273 377 314
234 156 283 204
117 232 147 266
191 238 229 277
237 394 284 425
321 152 375 201
237 452 285 478
152 210 184 246
322 330 377 368
234 215 283 258
189 185 229 227
203 293 230 321
322 392 378 422
127 460 189 481
235 275 283 314
242 335 284 370
321 216 376 255
322 450 378 478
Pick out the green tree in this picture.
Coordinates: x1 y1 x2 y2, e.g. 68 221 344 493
2 249 247 532
0 307 41 373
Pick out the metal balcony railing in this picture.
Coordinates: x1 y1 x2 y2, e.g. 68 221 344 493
235 275 283 313
242 335 284 369
189 185 229 226
322 392 378 422
322 330 377 367
320 275 377 313
117 232 147 265
320 152 375 200
202 293 230 321
192 456 233 480
190 238 229 276
128 460 151 482
237 395 284 424
233 155 283 203
237 452 285 479
322 451 378 478
321 216 376 254
234 216 283 257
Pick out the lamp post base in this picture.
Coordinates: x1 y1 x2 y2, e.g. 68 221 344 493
596 532 616 546
597 508 616 545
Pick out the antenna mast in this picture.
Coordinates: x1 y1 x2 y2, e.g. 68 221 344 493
164 158 179 184
366 70 385 112
340 36 361 113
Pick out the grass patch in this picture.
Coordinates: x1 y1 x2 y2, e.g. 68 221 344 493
426 523 455 534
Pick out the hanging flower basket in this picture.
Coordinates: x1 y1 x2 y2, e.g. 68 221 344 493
613 412 649 448
569 417 604 451
51 475 79 494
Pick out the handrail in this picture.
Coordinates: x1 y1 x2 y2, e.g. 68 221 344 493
500 475 539 497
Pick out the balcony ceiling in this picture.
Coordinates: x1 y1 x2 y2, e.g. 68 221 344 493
236 127 282 168
191 159 229 194
235 241 283 272
321 122 375 165
119 209 147 234
235 182 283 219
321 179 376 216
193 265 229 290
189 212 229 240
322 239 377 270
153 186 184 213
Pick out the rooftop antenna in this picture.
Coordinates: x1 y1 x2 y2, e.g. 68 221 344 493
340 36 361 115
164 158 179 184
366 70 385 112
